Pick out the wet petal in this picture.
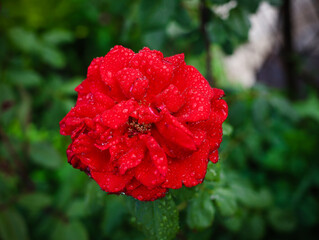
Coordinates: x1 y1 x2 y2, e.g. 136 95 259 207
141 135 168 176
126 184 167 201
130 48 174 95
115 67 149 100
154 84 184 113
134 155 165 188
100 100 136 129
162 141 210 189
118 142 146 174
156 109 196 150
91 170 134 193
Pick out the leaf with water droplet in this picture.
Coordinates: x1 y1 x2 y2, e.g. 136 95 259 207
128 194 179 240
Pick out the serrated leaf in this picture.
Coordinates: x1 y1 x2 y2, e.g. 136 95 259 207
130 194 179 240
187 191 215 230
30 141 63 169
0 208 29 240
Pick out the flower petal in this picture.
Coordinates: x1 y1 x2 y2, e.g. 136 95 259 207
154 84 184 113
126 184 167 201
141 135 168 176
100 100 136 129
99 46 135 100
134 155 165 188
130 48 174 95
156 109 196 150
115 67 149 100
162 141 210 189
91 170 134 193
118 142 145 174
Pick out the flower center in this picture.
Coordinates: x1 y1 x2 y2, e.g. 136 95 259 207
127 117 152 136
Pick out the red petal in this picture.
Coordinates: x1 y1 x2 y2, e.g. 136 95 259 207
209 150 219 163
129 49 174 95
99 46 135 100
173 66 213 122
134 105 160 124
66 144 87 171
91 170 134 193
156 109 196 150
212 88 225 99
118 142 145 174
211 99 228 124
162 141 210 189
134 155 165 188
115 68 149 100
71 134 114 172
126 184 167 201
140 135 168 176
100 100 136 129
164 53 185 67
154 84 185 113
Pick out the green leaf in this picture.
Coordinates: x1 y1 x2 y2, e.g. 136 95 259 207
138 0 176 30
0 208 29 240
238 0 262 13
222 122 233 136
252 96 269 125
102 195 128 236
18 192 52 212
223 214 244 232
226 7 251 42
130 194 179 240
143 30 165 50
269 96 299 122
230 183 273 209
209 0 232 4
214 188 238 216
242 214 265 240
268 208 297 232
84 180 105 212
6 69 42 87
51 221 88 240
67 199 87 218
187 191 215 230
43 29 73 46
294 94 319 123
38 45 66 68
266 0 282 6
29 141 63 169
9 28 39 53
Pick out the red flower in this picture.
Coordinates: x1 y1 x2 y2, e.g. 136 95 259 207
60 46 228 201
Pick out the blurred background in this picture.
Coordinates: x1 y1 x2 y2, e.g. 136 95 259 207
0 0 319 239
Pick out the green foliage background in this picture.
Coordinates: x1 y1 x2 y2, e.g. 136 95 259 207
0 0 318 239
